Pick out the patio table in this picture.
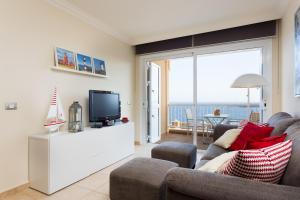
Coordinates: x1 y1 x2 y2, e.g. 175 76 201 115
204 114 229 128
202 114 229 144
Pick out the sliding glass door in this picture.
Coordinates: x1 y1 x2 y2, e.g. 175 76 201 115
146 40 271 148
168 56 194 144
196 49 263 143
164 49 264 147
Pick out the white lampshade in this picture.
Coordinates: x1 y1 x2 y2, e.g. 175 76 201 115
231 74 267 88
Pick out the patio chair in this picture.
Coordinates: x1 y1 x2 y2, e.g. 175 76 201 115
185 108 209 136
249 111 260 123
228 111 261 125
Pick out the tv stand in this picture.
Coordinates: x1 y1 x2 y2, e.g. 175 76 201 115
29 122 134 194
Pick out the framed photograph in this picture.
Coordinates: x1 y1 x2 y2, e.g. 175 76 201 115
295 7 300 97
93 58 106 75
76 53 93 73
55 47 76 70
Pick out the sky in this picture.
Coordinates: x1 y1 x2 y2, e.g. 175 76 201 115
77 54 92 66
168 48 262 104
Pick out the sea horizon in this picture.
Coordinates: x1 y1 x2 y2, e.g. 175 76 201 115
169 102 260 105
168 102 260 123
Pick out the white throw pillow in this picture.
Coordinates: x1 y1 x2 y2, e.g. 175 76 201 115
198 151 238 173
214 128 241 149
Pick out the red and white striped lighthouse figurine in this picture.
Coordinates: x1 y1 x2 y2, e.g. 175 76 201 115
44 87 66 133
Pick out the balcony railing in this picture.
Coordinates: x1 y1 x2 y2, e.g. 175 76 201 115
168 103 260 125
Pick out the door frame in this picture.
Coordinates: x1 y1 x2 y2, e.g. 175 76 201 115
137 38 274 145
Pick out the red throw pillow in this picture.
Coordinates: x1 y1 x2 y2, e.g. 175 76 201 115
239 119 249 128
239 120 268 129
219 140 293 183
246 133 287 149
229 122 274 151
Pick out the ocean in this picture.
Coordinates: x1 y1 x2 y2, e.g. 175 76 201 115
168 103 260 124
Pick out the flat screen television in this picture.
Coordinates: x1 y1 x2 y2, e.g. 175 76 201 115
89 90 121 125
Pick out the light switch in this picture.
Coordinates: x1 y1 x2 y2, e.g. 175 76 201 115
5 102 17 110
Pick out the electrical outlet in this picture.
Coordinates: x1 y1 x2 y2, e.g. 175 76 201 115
5 102 17 110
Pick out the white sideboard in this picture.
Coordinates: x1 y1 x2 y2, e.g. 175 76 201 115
29 122 134 194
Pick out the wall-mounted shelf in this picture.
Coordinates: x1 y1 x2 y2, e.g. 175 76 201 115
51 66 108 78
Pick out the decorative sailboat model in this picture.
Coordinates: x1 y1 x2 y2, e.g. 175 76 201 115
44 87 66 133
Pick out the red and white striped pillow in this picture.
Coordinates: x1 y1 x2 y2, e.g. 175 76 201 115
219 140 292 183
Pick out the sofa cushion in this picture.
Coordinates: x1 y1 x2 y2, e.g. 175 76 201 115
267 112 292 127
195 160 209 169
281 137 300 187
214 128 241 149
270 118 300 136
201 144 229 160
198 151 237 173
285 121 300 139
229 122 273 151
280 121 300 186
220 140 293 183
213 124 239 141
246 134 287 149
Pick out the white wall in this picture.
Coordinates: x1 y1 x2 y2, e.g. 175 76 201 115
0 0 135 193
280 0 300 116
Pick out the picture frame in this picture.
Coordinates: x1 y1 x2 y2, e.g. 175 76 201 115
295 7 300 97
55 47 76 70
93 58 106 75
76 53 93 73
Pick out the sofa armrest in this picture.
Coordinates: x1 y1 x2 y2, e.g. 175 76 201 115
213 124 238 141
165 167 300 200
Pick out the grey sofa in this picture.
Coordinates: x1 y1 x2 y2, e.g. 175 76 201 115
165 112 300 200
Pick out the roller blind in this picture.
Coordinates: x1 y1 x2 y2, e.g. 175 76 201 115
135 20 277 55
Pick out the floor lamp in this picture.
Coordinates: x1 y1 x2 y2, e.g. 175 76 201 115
231 74 267 116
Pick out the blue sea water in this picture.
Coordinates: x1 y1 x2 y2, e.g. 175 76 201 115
168 103 260 124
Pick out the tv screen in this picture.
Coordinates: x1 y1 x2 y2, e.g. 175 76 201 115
89 90 120 123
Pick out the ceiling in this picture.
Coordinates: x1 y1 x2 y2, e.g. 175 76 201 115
47 0 291 45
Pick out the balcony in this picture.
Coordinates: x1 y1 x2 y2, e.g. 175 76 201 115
168 103 260 132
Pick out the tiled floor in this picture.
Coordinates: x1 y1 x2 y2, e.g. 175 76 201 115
159 132 213 149
1 144 204 200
